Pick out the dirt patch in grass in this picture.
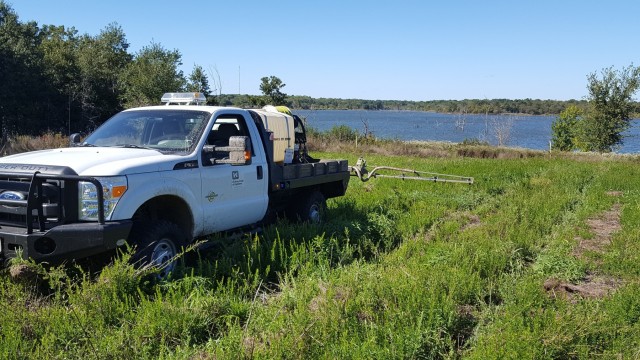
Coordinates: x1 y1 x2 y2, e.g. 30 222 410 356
453 304 478 349
605 190 623 197
546 193 623 301
459 213 482 232
571 202 622 260
543 274 621 302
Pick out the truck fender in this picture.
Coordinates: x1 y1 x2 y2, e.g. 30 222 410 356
110 175 203 238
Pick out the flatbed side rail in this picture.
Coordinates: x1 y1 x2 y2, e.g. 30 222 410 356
0 172 105 233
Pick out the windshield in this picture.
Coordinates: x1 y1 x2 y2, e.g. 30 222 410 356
83 109 210 154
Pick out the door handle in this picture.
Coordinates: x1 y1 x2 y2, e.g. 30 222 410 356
257 166 263 180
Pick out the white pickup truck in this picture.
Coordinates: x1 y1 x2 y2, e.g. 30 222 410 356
0 93 350 276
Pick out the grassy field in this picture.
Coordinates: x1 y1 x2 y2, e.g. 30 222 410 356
1 138 640 359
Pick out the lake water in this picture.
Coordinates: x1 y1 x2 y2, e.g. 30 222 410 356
297 110 640 154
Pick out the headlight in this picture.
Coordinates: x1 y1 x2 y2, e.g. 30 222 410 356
79 176 128 221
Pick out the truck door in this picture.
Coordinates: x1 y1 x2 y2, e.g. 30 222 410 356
200 113 268 233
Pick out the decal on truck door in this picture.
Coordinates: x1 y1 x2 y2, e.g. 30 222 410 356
232 170 244 187
206 191 218 202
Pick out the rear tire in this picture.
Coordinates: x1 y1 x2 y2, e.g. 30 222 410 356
129 220 187 279
289 190 326 224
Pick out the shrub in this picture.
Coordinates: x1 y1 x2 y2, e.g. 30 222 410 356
326 125 359 142
1 132 68 155
551 105 581 151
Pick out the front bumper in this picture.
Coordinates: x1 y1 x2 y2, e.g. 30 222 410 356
0 220 133 266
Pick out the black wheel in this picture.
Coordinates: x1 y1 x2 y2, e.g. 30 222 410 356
289 191 326 224
129 220 187 279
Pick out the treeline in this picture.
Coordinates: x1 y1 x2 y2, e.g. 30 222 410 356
0 2 210 138
219 95 604 115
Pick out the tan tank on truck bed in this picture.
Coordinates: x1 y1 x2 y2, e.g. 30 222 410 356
250 106 295 164
246 106 349 223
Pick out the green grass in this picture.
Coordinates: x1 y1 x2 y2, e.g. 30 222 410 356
2 146 640 359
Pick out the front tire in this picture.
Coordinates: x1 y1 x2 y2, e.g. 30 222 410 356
129 220 187 279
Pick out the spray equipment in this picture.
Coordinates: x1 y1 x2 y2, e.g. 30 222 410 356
349 158 473 184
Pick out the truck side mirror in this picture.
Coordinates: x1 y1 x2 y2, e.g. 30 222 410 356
203 136 251 165
69 133 81 146
226 136 252 165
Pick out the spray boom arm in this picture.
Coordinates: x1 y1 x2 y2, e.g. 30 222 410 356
349 158 473 184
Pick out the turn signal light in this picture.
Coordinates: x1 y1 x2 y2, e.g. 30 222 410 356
112 185 127 198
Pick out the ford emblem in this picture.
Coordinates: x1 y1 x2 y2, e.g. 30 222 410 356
0 191 26 201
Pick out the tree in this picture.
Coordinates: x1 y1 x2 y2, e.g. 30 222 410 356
186 64 210 97
74 23 131 129
39 24 80 132
551 105 582 151
0 2 136 136
119 42 185 108
0 1 45 138
40 25 78 92
186 64 209 95
576 65 640 152
259 76 287 105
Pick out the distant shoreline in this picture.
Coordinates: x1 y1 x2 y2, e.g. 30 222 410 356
298 108 562 117
219 94 605 116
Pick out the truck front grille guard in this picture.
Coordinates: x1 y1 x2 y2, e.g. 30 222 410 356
0 172 105 233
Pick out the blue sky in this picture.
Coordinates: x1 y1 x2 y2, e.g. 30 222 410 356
8 0 640 101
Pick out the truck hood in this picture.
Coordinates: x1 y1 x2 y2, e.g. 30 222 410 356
0 147 190 176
